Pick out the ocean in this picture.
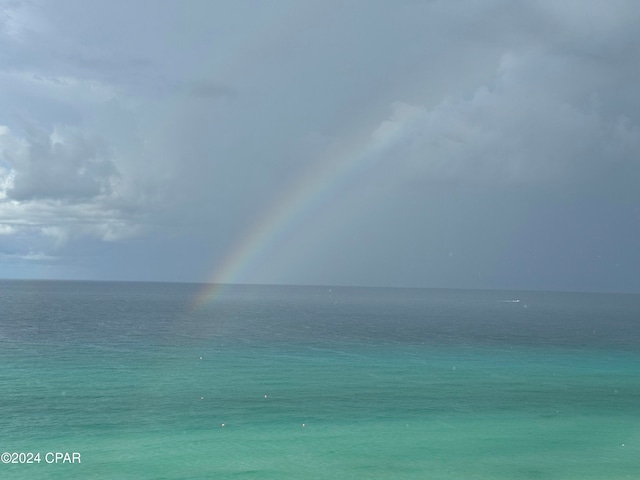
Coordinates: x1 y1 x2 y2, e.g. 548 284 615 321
0 280 638 479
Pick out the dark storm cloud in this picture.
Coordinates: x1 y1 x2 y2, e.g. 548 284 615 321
0 0 639 291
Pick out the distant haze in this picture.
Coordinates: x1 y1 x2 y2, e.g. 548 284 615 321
1 0 639 292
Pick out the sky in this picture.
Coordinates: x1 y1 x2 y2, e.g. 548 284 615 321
0 0 639 292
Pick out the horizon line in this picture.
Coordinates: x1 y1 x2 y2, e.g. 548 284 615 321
0 277 637 296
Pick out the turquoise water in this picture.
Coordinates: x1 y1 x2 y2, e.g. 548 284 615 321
1 281 639 478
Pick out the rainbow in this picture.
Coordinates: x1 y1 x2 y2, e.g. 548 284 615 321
193 102 424 308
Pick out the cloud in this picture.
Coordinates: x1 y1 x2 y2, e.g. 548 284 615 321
366 49 640 191
0 0 639 288
0 71 118 106
0 223 15 235
0 251 59 262
186 80 236 100
0 0 43 43
0 122 119 201
0 117 158 260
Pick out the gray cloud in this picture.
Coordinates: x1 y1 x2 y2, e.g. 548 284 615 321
1 122 118 201
366 51 640 191
186 80 236 100
0 0 639 290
